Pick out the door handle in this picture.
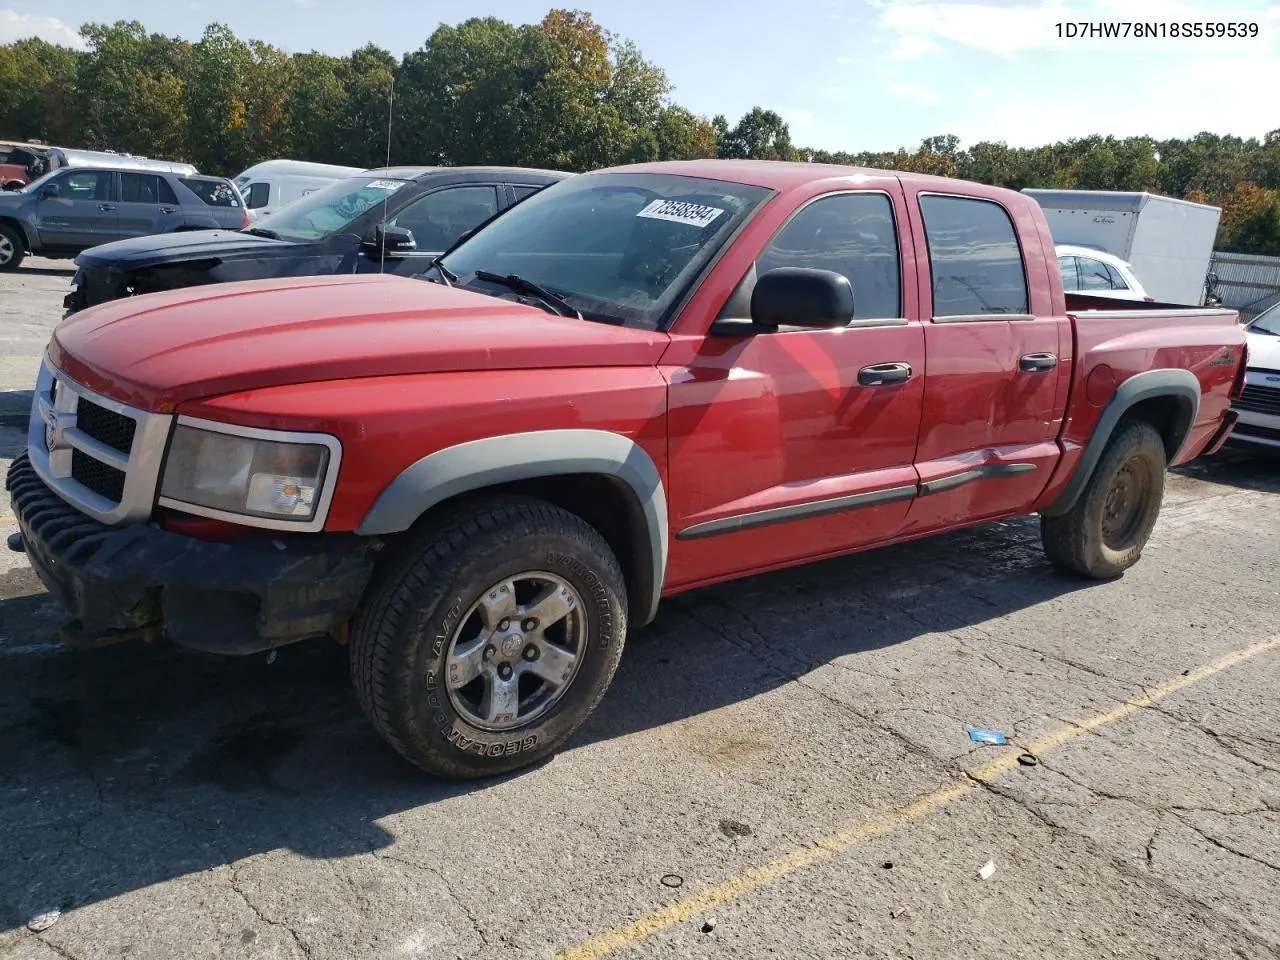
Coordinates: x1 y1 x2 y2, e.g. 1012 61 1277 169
98 204 116 212
159 206 175 214
1020 353 1058 373
858 362 913 386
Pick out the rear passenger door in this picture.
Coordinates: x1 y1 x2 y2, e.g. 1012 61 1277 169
897 185 1071 534
116 173 183 241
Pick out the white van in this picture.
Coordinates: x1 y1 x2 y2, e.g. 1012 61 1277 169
232 159 366 218
1022 189 1222 305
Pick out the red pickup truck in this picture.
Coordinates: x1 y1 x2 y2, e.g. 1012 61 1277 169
6 160 1247 779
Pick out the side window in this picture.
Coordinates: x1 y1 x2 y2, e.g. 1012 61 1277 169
246 182 271 209
120 173 161 204
62 171 112 201
157 177 179 205
1103 262 1129 290
755 192 902 319
919 195 1028 317
511 185 542 201
1078 257 1114 290
388 185 499 250
1057 256 1080 291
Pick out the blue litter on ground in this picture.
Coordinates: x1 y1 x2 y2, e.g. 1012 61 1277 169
967 728 1007 745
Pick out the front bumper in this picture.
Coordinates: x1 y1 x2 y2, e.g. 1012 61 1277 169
6 452 380 655
62 267 122 315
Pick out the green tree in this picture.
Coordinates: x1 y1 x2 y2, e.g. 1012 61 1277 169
654 105 718 160
719 107 795 161
286 52 351 163
0 39 82 144
76 21 190 159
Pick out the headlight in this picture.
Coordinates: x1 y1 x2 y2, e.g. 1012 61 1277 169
158 417 340 529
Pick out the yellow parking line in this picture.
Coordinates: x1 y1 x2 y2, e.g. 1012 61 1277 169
555 632 1280 960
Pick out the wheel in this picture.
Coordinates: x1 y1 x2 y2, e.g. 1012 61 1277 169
1041 419 1167 579
0 224 25 271
350 497 628 778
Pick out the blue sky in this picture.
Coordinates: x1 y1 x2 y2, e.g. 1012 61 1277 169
5 0 1278 153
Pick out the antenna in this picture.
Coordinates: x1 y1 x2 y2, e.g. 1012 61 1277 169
378 76 395 274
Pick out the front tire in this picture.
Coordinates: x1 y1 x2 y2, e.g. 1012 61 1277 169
0 224 25 272
1041 419 1167 579
350 497 628 779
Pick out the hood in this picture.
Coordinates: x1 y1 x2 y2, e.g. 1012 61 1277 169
74 229 295 270
50 273 670 411
1245 328 1280 371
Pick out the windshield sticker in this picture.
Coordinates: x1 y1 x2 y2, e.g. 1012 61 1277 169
364 179 405 191
636 199 725 228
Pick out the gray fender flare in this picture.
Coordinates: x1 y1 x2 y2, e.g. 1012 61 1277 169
355 429 669 626
1042 368 1200 517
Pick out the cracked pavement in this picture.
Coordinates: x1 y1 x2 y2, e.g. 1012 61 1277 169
1 262 1279 959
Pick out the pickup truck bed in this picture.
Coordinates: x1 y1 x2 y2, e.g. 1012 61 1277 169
6 159 1247 779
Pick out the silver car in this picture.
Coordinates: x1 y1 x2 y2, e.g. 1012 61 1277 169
0 167 248 271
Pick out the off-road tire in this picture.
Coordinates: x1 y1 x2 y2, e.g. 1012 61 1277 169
1041 419 1167 579
350 497 628 779
0 224 25 272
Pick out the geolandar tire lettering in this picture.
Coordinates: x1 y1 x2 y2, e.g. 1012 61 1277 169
1040 419 1167 579
349 495 628 779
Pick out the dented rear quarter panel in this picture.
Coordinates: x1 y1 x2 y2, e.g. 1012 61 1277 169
1033 306 1246 510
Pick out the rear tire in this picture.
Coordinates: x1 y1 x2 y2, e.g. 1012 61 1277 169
1041 419 1167 579
0 224 25 272
350 497 628 779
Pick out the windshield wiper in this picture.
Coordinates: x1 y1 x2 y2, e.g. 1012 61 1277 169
473 270 583 320
243 227 280 240
428 256 457 286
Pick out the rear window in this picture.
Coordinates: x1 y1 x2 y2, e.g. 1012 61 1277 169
180 177 243 207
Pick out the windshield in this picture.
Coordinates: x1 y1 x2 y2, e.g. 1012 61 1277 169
438 172 773 330
1250 301 1280 336
250 174 403 242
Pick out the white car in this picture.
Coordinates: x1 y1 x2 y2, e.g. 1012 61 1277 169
1055 244 1153 302
1229 301 1280 452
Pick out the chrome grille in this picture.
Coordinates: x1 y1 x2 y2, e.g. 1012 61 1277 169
26 356 173 525
76 397 137 454
71 449 127 501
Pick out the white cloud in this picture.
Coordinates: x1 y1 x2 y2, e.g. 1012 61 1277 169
835 55 856 65
889 35 941 59
886 82 941 105
783 108 816 127
960 52 1278 146
872 0 1278 57
0 9 86 48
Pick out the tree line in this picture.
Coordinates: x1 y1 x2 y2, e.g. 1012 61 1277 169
3 10 1279 255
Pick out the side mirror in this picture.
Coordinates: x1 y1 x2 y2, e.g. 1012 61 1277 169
369 223 416 257
39 183 60 199
750 267 854 331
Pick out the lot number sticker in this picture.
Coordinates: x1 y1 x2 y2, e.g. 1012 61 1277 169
636 199 725 228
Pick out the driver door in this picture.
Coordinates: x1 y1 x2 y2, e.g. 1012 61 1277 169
358 184 502 275
662 186 927 589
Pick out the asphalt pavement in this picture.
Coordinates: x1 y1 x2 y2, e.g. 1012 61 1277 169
1 259 1277 960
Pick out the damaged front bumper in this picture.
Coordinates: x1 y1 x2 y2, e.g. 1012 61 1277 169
5 452 380 655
